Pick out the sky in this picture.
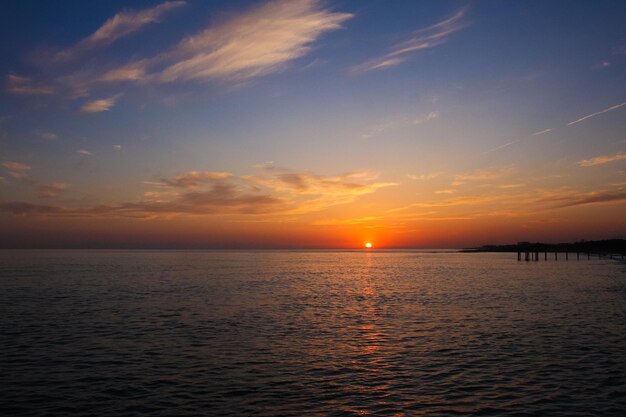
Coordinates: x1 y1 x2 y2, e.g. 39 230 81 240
0 0 625 249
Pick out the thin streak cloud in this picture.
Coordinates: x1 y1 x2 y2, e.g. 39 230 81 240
567 102 626 126
532 128 552 136
52 1 186 62
578 152 626 167
351 7 469 73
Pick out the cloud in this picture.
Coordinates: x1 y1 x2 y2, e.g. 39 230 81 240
407 172 443 181
0 202 61 215
2 161 32 179
52 1 186 62
539 188 626 209
80 95 121 112
351 7 469 73
247 169 396 196
100 61 148 82
6 74 54 95
158 0 352 82
362 111 439 138
0 166 395 219
12 0 350 100
77 149 93 156
484 101 626 155
177 183 284 214
113 144 122 150
0 181 285 218
567 102 626 126
35 130 58 140
482 140 521 154
102 0 352 84
243 168 397 215
452 166 513 186
497 183 525 189
578 151 626 167
159 171 233 188
399 195 498 209
254 161 276 170
37 183 70 198
532 128 552 136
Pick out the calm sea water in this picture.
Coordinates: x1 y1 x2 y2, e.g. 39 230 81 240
1 250 625 416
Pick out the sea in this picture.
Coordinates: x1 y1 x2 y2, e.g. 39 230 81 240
1 250 625 416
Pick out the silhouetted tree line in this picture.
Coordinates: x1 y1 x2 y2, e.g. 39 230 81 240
468 239 626 254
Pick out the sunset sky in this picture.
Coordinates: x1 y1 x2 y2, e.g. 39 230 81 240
1 0 625 248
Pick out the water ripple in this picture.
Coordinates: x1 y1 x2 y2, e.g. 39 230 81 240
1 250 625 416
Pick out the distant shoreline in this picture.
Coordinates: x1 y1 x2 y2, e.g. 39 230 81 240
462 239 626 255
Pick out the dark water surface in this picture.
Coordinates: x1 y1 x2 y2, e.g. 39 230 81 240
1 250 625 416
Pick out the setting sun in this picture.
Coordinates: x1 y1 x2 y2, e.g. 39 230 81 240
365 242 373 249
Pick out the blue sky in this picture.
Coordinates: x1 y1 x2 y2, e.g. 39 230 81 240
1 0 625 248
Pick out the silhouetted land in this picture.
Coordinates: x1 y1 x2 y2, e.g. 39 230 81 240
464 239 626 255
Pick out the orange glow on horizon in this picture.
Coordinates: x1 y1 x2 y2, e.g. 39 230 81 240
365 242 373 249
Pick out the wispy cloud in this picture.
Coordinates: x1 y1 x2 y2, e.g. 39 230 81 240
34 130 58 140
52 1 186 62
497 183 525 189
159 171 233 188
452 166 513 186
0 202 62 215
80 95 121 113
160 0 351 82
578 151 626 167
532 128 552 136
483 140 516 154
567 102 626 126
538 188 626 209
105 0 352 84
2 161 32 179
247 168 396 197
396 195 498 210
38 183 70 198
254 161 276 170
77 149 93 156
483 127 551 155
6 74 54 95
407 172 443 181
351 7 469 73
0 166 395 219
362 111 439 138
244 168 397 215
113 144 122 151
10 0 350 100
